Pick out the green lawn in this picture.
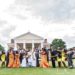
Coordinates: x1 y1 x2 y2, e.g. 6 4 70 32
0 60 75 75
0 68 75 75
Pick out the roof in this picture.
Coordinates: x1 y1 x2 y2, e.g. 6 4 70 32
14 32 44 40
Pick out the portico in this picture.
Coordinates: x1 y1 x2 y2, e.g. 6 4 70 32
13 32 44 50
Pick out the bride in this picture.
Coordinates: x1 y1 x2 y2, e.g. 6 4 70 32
27 49 36 67
21 52 28 67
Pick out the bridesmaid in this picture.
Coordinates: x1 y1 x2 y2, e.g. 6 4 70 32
1 51 6 67
8 49 14 68
13 51 20 68
40 48 50 68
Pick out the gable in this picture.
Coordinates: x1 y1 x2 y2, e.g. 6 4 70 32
14 32 44 40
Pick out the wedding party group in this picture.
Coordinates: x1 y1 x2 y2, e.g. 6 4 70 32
0 46 75 69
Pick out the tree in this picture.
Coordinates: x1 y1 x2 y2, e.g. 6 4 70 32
0 44 4 51
51 38 66 50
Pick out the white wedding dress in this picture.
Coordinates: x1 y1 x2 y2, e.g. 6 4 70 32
28 51 36 67
21 56 27 67
31 52 36 67
28 51 32 66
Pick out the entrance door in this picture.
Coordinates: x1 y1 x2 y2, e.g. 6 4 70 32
34 43 41 49
17 43 23 49
26 43 32 50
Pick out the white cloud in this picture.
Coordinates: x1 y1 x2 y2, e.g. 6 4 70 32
63 35 75 48
14 0 75 23
0 25 16 49
0 0 75 49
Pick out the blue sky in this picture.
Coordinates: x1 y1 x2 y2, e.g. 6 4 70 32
0 0 75 49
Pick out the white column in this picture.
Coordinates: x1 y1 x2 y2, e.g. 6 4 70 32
41 41 43 49
23 43 26 49
32 40 34 51
14 42 17 50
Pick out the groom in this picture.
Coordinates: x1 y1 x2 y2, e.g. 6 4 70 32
35 48 40 67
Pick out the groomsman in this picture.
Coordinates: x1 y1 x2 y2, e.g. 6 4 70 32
50 46 57 68
67 48 74 69
19 49 24 64
35 48 39 67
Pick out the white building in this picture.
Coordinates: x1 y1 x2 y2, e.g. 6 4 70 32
8 32 44 50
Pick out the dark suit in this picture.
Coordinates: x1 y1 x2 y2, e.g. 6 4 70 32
50 50 57 68
35 49 39 67
67 51 74 68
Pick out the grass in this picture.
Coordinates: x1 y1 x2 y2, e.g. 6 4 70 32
0 67 75 75
0 60 75 75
